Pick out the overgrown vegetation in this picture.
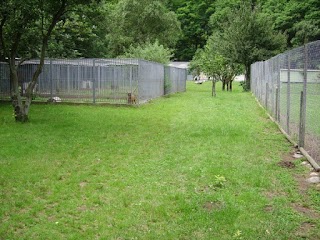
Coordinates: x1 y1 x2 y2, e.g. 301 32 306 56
1 82 319 239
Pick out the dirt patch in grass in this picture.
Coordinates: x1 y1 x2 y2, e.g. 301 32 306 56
263 190 284 200
278 149 299 169
294 173 310 194
295 222 318 239
281 148 315 196
77 205 88 212
278 160 296 169
282 147 320 239
264 204 274 213
292 203 320 219
203 201 224 212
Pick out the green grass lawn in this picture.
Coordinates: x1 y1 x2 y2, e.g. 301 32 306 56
1 81 319 239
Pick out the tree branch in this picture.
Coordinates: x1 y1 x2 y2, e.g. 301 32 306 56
28 0 68 94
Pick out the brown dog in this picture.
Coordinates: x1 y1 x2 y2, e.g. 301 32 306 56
127 93 137 104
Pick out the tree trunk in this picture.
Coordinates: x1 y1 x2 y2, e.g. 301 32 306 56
5 1 68 122
212 80 216 97
222 80 226 91
230 80 233 92
10 63 31 122
245 64 251 91
12 97 30 122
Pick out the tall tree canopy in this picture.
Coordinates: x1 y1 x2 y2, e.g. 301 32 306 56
211 2 286 90
105 0 181 57
167 0 215 61
171 0 319 63
259 0 320 47
47 3 109 58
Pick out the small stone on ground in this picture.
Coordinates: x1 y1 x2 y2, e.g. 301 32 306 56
293 153 303 159
306 176 320 184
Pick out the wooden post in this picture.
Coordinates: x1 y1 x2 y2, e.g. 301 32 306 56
299 91 306 148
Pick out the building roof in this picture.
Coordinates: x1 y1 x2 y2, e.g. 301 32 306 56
169 62 189 69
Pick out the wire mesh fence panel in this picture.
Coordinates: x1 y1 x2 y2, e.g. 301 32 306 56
251 40 320 164
305 42 320 163
288 46 305 143
138 60 164 103
179 68 187 92
164 66 187 95
93 59 139 104
279 53 290 135
0 58 187 105
0 62 10 99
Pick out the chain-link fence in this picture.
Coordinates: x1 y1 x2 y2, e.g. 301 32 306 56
164 66 187 94
0 58 187 104
251 40 320 165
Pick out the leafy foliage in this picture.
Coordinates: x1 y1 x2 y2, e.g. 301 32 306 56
0 0 97 122
122 40 173 64
212 2 286 90
47 3 109 58
105 0 181 57
188 49 203 77
168 0 295 61
190 33 242 96
260 0 320 47
167 0 215 60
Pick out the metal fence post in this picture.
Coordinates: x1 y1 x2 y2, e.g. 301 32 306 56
275 57 280 121
93 59 96 104
286 53 291 134
50 59 53 98
299 45 308 148
262 62 265 104
77 62 80 91
275 86 279 121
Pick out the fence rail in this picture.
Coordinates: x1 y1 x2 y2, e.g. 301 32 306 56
0 58 187 104
251 40 320 166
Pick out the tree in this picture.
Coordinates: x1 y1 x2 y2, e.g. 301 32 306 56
197 34 241 97
47 3 109 58
259 0 320 47
0 0 96 122
189 49 203 80
209 0 242 31
105 0 181 57
122 40 173 65
215 2 286 90
167 0 215 60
